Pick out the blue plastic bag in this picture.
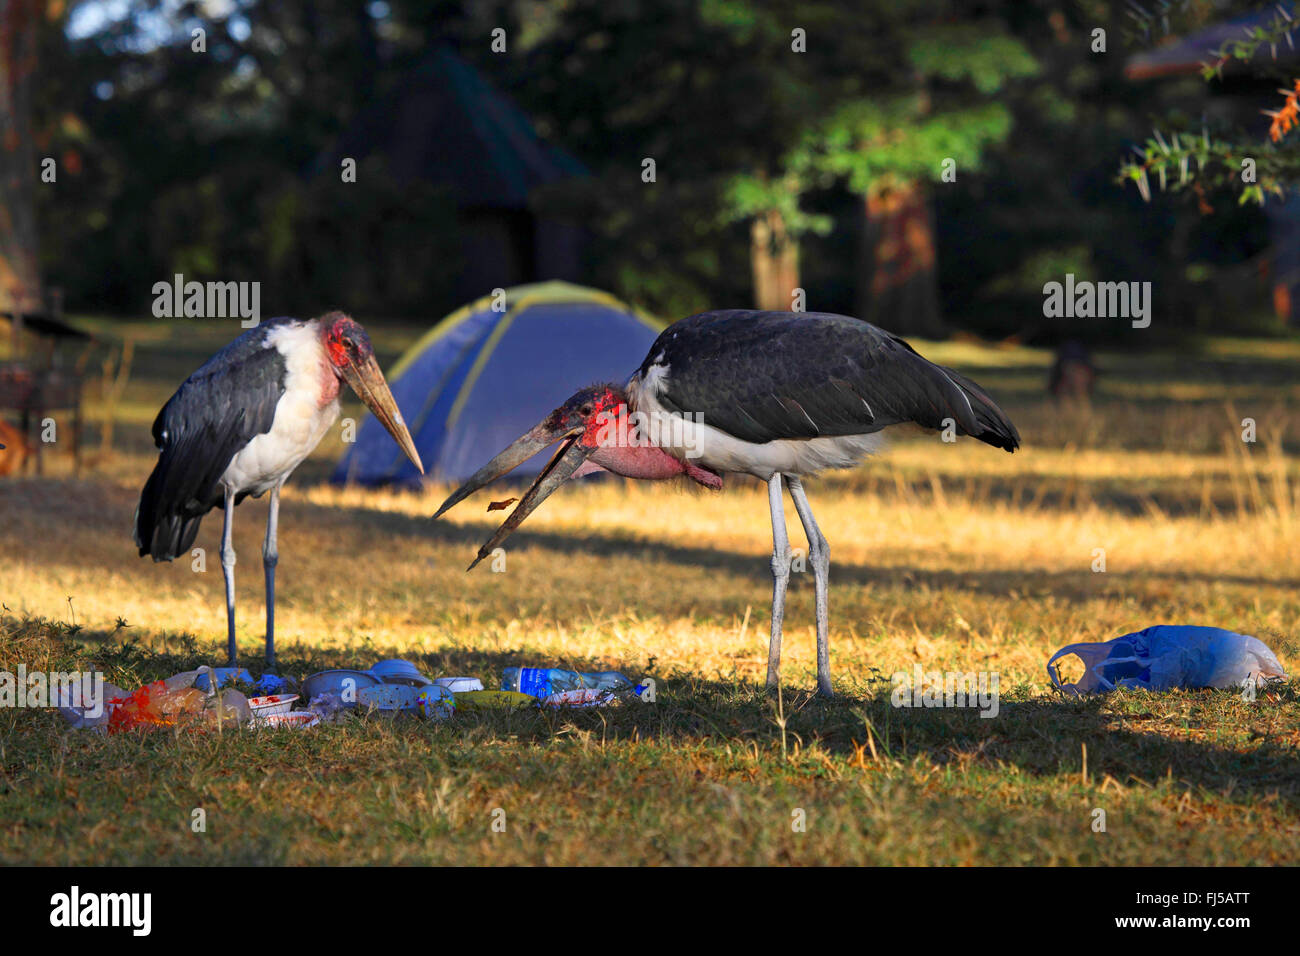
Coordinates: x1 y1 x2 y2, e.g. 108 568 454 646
1048 625 1286 696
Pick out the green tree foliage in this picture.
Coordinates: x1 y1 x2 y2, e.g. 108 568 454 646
1118 1 1300 206
507 0 1039 318
28 0 1277 337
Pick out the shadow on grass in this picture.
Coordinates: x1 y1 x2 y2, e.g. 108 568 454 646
297 492 1300 604
22 615 1296 809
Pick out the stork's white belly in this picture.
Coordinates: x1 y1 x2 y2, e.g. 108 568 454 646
627 364 884 481
684 421 883 480
221 395 340 495
221 320 341 496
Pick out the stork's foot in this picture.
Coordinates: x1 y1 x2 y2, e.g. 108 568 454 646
765 661 781 694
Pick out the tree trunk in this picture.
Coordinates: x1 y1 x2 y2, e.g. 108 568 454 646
0 0 43 355
750 209 800 312
858 182 945 337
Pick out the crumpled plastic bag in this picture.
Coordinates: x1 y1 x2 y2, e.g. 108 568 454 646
57 682 128 731
251 673 296 694
58 666 250 733
306 692 349 723
1048 625 1287 696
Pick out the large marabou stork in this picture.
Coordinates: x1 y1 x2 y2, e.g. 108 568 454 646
135 312 423 666
434 310 1019 697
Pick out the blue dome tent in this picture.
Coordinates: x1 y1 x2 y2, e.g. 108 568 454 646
333 282 662 485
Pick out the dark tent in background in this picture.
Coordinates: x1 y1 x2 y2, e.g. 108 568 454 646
333 282 661 485
319 46 589 303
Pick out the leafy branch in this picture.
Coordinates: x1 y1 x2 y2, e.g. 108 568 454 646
1201 2 1299 79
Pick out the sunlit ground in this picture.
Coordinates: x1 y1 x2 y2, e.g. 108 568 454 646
1 319 1297 864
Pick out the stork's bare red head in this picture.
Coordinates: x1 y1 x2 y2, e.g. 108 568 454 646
318 311 423 475
323 313 375 370
432 384 630 569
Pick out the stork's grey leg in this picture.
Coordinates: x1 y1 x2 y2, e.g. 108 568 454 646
787 476 832 697
220 489 237 665
766 472 791 692
262 484 281 668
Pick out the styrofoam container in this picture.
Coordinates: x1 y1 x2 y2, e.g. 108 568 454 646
433 676 483 693
248 694 298 718
257 711 320 730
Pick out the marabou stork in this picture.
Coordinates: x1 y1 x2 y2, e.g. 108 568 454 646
434 310 1019 697
135 312 423 666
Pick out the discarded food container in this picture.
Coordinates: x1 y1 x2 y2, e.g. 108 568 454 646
256 711 320 730
248 694 298 719
370 659 432 686
1048 625 1287 696
434 676 483 693
454 690 537 711
418 684 456 721
301 669 382 704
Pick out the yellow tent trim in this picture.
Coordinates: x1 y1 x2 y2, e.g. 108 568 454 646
443 304 520 432
364 282 662 478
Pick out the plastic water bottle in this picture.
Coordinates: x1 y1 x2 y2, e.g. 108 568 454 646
502 668 639 697
582 672 635 692
501 667 587 697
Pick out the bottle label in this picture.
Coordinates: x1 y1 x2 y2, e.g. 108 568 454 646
517 668 551 698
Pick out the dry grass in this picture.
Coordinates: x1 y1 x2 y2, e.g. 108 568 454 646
0 318 1297 865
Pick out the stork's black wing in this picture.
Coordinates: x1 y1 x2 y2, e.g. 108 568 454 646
638 311 1020 450
134 319 293 560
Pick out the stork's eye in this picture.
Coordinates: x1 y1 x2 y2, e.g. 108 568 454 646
578 403 593 416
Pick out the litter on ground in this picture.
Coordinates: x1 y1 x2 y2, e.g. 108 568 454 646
56 658 643 733
1048 625 1287 696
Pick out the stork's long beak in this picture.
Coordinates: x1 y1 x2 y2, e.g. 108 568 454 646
432 416 596 569
342 355 424 474
463 436 594 570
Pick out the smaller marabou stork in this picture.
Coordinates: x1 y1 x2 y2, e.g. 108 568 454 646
135 312 423 665
434 310 1019 697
